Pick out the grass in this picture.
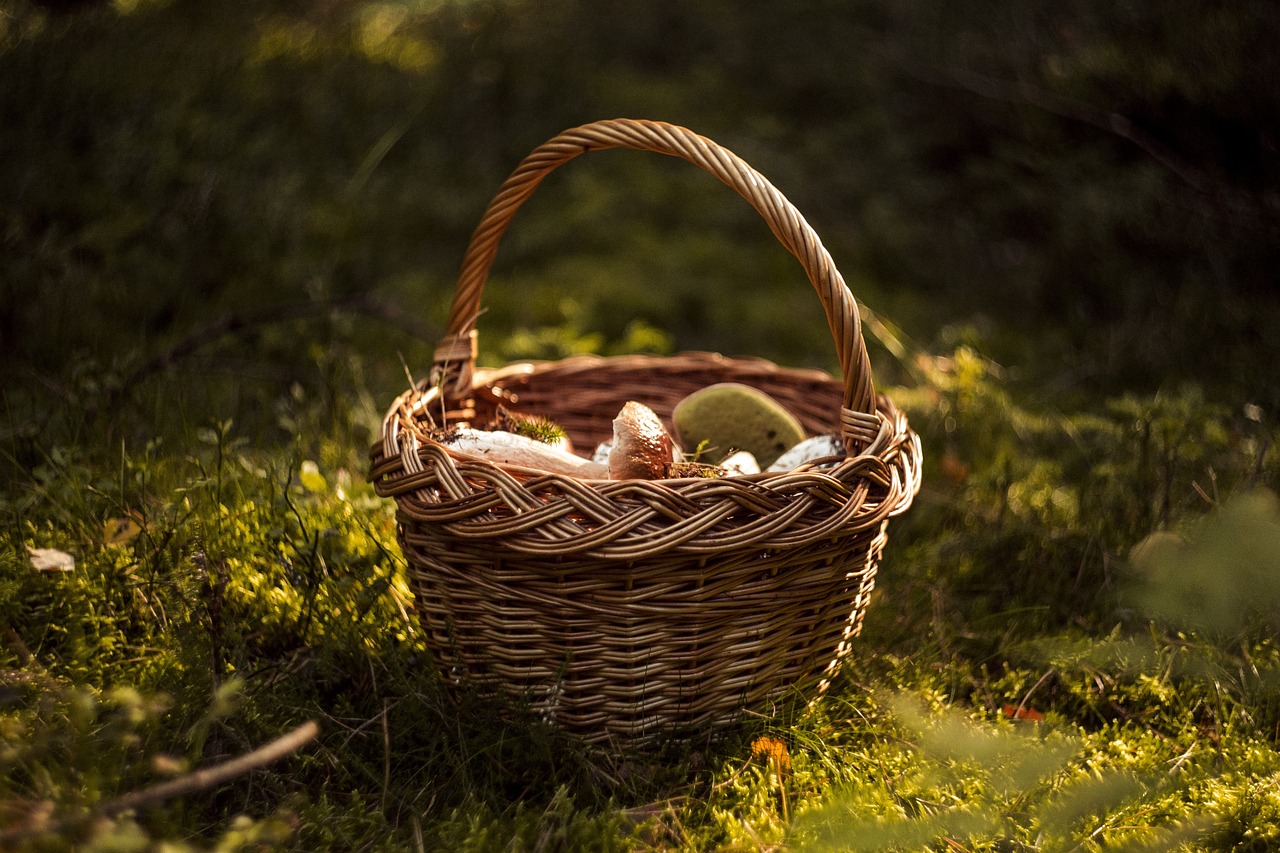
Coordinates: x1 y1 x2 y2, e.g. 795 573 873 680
3 0 1280 849
3 354 1278 850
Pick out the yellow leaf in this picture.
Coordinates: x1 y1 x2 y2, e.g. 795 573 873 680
104 516 143 547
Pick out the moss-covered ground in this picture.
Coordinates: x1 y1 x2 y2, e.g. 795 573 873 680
3 1 1279 849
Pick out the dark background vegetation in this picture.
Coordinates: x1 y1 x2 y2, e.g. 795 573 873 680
4 0 1279 443
2 0 1280 849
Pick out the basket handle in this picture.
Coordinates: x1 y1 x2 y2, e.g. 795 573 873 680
432 118 881 450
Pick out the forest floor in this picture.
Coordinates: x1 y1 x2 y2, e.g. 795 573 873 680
3 1 1280 850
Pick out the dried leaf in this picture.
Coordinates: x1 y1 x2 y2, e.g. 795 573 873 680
27 546 75 572
104 516 143 547
1002 704 1045 722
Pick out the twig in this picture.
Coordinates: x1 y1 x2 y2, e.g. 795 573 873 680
411 815 426 853
1168 743 1197 776
97 720 319 817
0 720 320 845
1013 668 1056 720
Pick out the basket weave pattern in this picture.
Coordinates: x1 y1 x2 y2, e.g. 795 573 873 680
370 120 922 746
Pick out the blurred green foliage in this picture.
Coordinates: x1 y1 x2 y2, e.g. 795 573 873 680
3 0 1280 849
3 0 1279 451
1130 490 1280 638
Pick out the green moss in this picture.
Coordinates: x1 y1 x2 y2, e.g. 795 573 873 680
487 409 569 446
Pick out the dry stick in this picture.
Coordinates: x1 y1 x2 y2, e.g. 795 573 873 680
411 815 426 853
0 721 321 845
1013 668 1056 720
98 720 320 817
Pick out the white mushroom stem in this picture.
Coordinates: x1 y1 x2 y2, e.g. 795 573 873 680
442 429 609 478
720 451 761 476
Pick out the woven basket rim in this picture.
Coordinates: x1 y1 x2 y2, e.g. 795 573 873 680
371 350 921 562
382 351 904 472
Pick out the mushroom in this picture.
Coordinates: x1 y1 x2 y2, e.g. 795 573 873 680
441 401 685 481
609 401 678 480
766 434 846 472
442 428 608 478
720 450 761 476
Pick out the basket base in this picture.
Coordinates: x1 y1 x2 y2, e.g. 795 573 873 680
400 521 887 747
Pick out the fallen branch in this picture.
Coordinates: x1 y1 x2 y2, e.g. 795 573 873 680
0 720 319 845
98 719 320 817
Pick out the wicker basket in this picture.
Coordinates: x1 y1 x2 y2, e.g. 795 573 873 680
370 119 922 747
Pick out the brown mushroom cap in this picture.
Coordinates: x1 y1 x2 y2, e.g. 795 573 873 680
609 401 676 480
